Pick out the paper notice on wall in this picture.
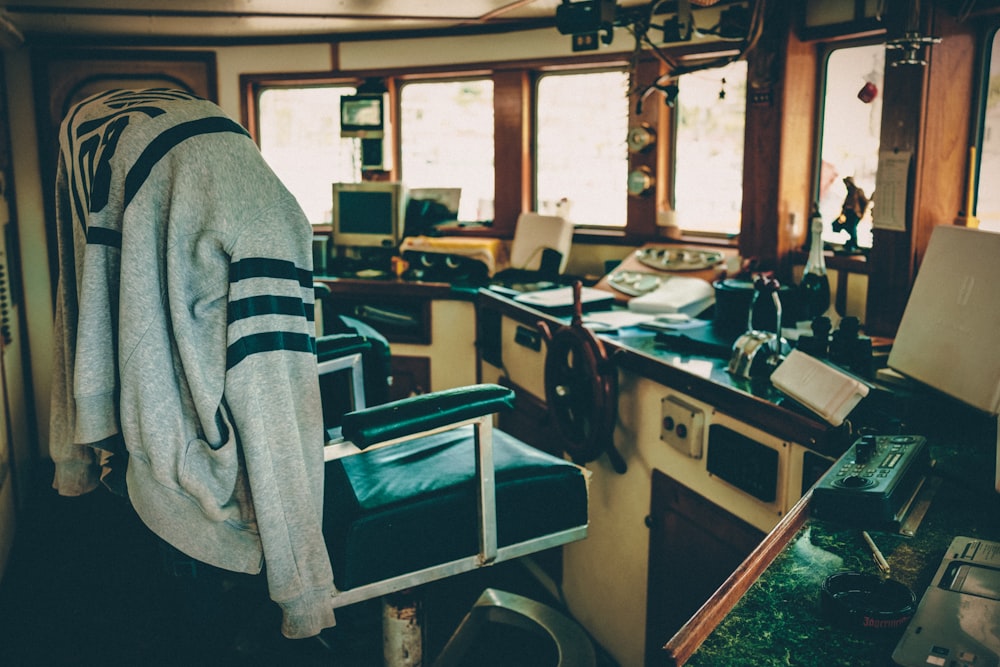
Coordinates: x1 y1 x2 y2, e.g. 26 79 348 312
873 150 912 232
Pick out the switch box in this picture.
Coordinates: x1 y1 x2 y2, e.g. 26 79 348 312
661 394 706 458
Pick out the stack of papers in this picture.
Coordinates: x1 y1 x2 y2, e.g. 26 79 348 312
627 276 715 317
513 286 615 315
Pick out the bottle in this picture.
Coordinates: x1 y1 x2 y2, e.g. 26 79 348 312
749 274 782 334
799 204 831 322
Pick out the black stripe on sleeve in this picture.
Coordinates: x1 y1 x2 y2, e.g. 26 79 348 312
226 331 316 370
230 258 313 289
229 295 315 324
123 116 251 209
86 226 123 248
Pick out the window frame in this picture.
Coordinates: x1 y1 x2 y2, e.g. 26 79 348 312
240 53 656 245
533 65 632 231
669 57 749 239
812 37 886 252
971 22 1000 230
396 74 497 225
252 81 363 224
241 49 745 248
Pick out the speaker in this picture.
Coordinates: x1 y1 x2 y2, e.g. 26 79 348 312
360 137 390 171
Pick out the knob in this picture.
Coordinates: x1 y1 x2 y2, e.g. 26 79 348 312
855 435 877 464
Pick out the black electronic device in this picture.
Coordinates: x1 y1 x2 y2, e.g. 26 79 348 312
811 434 930 528
340 93 387 138
401 250 490 286
555 0 617 47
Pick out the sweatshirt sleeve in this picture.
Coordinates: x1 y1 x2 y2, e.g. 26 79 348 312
223 198 336 639
49 147 101 497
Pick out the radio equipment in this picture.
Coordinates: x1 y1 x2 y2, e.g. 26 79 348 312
811 434 930 529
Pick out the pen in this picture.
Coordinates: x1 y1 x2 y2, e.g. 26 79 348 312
862 530 891 575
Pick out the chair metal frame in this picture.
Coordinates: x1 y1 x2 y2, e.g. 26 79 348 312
323 404 589 610
313 328 593 666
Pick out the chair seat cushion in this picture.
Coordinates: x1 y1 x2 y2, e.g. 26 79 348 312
323 427 588 590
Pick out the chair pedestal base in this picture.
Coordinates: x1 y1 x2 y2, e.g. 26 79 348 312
432 588 597 667
383 591 423 667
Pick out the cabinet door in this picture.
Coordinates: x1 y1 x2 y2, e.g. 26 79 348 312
388 356 430 401
645 471 764 666
324 296 431 345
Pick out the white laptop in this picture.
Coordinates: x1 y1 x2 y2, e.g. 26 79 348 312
887 225 1000 416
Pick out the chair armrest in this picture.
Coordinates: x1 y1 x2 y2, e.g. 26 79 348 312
341 384 515 449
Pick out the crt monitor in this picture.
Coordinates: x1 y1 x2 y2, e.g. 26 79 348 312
331 181 407 249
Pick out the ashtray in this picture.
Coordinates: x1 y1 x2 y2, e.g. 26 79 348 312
821 571 916 632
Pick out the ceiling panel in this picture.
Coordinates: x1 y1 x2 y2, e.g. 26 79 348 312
0 0 657 44
0 0 597 42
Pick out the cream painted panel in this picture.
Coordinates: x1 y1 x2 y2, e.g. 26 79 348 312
479 361 502 386
563 444 651 667
620 374 791 532
564 243 631 282
498 316 546 400
564 370 798 667
214 44 333 118
340 27 633 70
844 271 868 321
390 300 477 391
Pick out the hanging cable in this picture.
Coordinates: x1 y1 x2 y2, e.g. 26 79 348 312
634 0 766 113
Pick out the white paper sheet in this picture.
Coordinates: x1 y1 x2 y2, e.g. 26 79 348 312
873 150 912 232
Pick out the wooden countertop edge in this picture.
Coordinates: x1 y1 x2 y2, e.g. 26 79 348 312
662 491 813 666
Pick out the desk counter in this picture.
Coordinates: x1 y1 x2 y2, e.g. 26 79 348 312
673 409 1000 667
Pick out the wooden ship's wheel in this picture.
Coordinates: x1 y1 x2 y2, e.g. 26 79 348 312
537 282 625 473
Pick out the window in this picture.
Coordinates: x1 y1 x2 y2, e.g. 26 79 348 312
536 70 630 227
816 43 885 249
399 78 494 222
977 28 1000 233
257 85 360 224
673 60 747 236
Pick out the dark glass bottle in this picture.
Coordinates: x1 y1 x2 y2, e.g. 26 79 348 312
799 205 831 322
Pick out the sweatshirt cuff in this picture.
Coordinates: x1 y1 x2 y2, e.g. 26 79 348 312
52 460 100 497
279 586 337 639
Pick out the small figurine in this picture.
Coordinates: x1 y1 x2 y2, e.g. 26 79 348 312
831 176 869 253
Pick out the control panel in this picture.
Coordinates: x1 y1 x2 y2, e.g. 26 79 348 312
660 394 705 458
811 435 930 527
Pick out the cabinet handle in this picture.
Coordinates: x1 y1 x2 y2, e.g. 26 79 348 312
355 305 419 328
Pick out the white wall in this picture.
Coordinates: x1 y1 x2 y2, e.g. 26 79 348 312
214 43 332 117
339 26 627 70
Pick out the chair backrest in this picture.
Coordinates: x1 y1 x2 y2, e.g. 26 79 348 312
509 212 573 274
316 334 370 442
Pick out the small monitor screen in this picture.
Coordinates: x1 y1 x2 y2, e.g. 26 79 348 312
341 95 385 137
338 191 394 235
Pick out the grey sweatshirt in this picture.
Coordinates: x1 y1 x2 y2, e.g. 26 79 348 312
49 88 336 638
